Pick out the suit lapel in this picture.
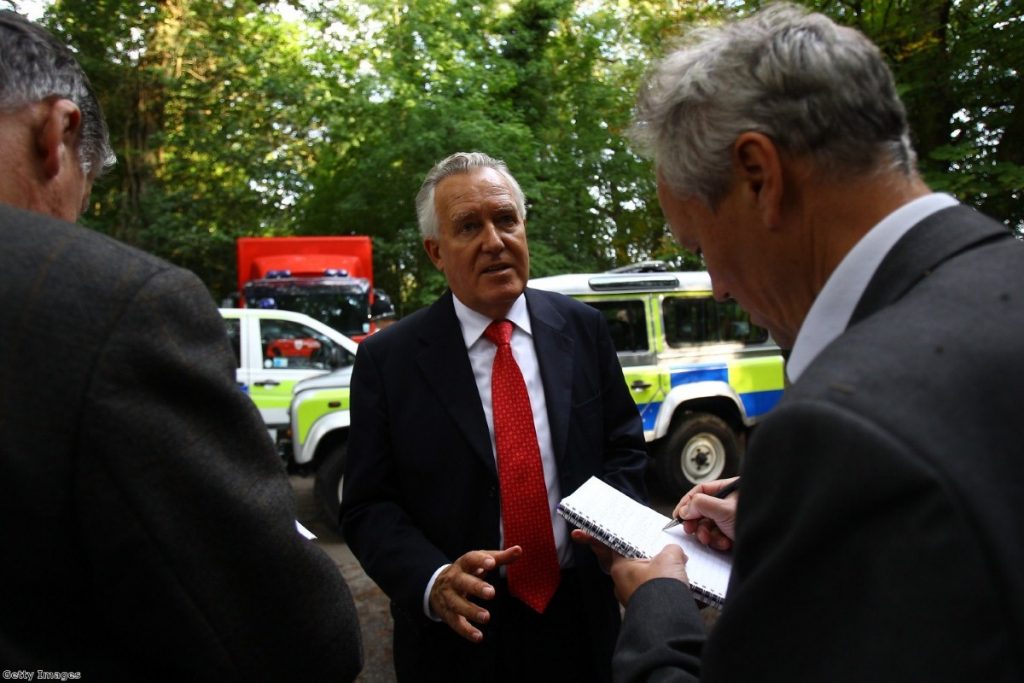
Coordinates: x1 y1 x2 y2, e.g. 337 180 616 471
849 205 1011 326
526 289 575 468
415 291 497 478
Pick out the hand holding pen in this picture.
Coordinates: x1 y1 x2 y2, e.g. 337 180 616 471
662 477 739 552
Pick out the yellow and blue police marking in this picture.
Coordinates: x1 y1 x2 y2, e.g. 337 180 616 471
632 358 785 431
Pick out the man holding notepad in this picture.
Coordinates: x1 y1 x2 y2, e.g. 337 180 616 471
579 4 1024 682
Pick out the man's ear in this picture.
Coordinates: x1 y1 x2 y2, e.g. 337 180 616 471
732 132 783 229
37 98 82 180
423 237 444 271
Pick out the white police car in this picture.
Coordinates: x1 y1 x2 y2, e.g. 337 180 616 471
219 308 357 436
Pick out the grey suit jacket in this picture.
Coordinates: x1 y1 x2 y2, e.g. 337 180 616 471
342 287 648 674
615 205 1024 682
0 204 362 680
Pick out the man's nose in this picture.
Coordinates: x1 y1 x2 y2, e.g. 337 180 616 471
711 282 730 303
480 222 504 251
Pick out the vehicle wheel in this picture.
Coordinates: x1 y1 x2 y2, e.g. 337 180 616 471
656 413 739 498
314 440 346 536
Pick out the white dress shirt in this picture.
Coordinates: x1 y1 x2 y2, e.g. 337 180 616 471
423 292 568 617
787 193 959 382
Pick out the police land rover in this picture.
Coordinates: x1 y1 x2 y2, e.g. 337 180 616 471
530 265 786 497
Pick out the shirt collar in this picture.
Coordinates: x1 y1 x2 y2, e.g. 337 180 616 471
786 192 958 382
452 292 532 349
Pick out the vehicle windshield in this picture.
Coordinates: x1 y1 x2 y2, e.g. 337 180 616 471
245 282 370 336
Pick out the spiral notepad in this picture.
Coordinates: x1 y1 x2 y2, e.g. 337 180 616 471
558 476 732 608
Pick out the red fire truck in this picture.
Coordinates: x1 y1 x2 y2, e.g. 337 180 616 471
236 236 393 341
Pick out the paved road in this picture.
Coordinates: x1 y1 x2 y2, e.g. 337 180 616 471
290 471 681 682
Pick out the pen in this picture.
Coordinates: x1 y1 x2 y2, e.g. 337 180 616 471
662 478 740 530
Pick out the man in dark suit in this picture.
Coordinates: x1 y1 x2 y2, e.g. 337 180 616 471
341 151 648 681
0 11 362 679
597 4 1024 681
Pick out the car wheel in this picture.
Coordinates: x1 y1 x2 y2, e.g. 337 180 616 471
656 413 738 498
314 440 346 536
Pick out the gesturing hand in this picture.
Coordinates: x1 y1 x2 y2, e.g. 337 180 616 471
429 546 523 643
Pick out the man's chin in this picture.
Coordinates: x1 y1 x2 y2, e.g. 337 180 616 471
767 327 794 350
478 284 525 317
750 314 791 349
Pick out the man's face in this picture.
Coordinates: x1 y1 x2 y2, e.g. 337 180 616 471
51 107 96 222
38 152 93 222
656 171 795 347
424 167 529 320
57 155 95 222
0 99 96 222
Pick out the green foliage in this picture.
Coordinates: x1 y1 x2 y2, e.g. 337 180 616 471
27 0 1022 312
746 0 1024 236
44 0 326 298
297 0 701 308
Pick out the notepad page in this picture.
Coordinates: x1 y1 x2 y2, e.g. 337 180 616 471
559 476 731 602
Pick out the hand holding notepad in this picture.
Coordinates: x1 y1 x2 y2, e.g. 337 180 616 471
558 476 732 608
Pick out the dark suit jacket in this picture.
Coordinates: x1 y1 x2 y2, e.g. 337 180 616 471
614 205 1024 682
342 287 648 677
0 204 362 680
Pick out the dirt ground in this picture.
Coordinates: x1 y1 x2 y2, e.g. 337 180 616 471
291 474 397 682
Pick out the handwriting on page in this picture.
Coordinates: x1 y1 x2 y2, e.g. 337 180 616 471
558 476 731 607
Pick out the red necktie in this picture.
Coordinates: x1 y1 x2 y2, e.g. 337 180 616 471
484 320 561 613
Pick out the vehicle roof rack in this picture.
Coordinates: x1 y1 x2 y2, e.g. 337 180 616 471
606 261 669 274
588 273 680 290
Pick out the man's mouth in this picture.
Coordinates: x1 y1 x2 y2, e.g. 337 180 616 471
482 263 511 275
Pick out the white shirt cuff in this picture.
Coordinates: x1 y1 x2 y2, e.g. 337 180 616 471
423 563 450 621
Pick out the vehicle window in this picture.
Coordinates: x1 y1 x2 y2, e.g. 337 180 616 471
585 300 649 353
244 283 371 337
223 318 242 368
259 319 355 370
663 297 768 346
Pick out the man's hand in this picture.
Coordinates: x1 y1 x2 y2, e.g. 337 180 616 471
570 528 614 573
609 544 690 606
573 533 691 606
672 477 738 551
429 546 523 642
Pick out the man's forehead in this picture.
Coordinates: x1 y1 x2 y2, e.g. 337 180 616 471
441 167 511 192
438 171 517 211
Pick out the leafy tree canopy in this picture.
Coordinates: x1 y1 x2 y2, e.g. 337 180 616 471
11 0 1020 313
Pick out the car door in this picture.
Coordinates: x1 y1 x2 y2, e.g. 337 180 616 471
221 311 251 392
581 296 666 437
247 317 340 428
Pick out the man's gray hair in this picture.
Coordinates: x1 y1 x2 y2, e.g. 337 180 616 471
630 3 916 208
0 10 115 176
415 152 527 240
